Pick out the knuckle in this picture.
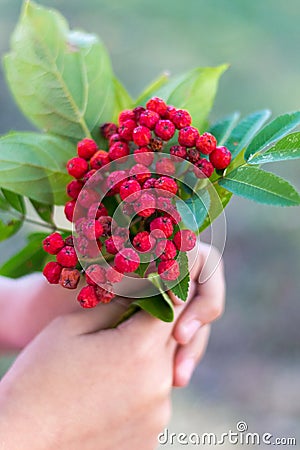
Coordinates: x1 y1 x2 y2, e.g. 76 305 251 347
210 300 225 321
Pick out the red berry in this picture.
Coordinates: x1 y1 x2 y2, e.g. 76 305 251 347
90 150 110 169
133 106 146 122
77 285 100 308
106 170 128 194
67 157 89 179
105 236 125 255
106 266 124 283
178 126 200 147
56 246 78 268
149 137 164 152
129 164 151 184
173 230 196 251
77 138 98 160
66 180 84 200
187 148 201 164
114 248 140 273
158 260 180 280
82 169 103 184
122 202 135 216
96 285 116 304
74 235 89 255
108 142 130 162
154 176 178 197
196 132 217 155
163 105 177 120
143 177 157 190
87 202 108 219
118 119 136 141
77 188 99 208
43 261 62 284
209 146 232 169
43 232 65 255
133 126 152 147
164 209 182 225
59 268 81 289
64 200 76 222
156 197 173 213
109 133 122 146
85 264 107 286
133 231 155 252
139 110 160 129
155 158 176 176
154 120 175 141
193 158 214 178
133 147 154 166
83 219 104 240
155 239 177 261
98 216 113 236
100 122 118 139
170 145 187 161
119 179 141 202
134 192 156 218
146 97 167 116
150 216 173 238
169 109 191 129
118 109 135 124
112 226 130 242
64 235 74 246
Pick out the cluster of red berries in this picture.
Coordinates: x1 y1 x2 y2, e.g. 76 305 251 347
42 97 231 309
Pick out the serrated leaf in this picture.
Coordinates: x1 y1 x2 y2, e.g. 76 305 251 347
30 199 54 225
134 72 170 106
248 132 300 165
198 183 232 232
154 65 228 132
4 1 115 140
219 166 300 206
245 111 300 161
0 132 74 205
111 78 133 123
176 190 210 231
225 110 271 159
1 189 26 214
0 218 22 242
209 112 240 146
0 232 48 277
163 252 190 302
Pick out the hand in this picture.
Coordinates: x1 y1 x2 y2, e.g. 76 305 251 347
0 301 183 450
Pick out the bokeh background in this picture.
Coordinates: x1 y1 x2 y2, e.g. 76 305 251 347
0 0 299 448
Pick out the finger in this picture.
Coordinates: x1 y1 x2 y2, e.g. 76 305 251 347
173 325 211 387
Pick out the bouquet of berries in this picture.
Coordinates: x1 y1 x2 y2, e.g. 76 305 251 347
0 1 299 322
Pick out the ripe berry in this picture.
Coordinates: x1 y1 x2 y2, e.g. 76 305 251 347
64 200 76 222
169 109 192 129
187 148 201 164
122 202 135 216
134 192 156 217
196 132 217 155
155 158 176 176
43 261 62 284
133 231 155 252
133 106 146 121
56 246 78 268
59 268 81 289
133 126 152 147
109 133 122 146
150 216 173 238
119 179 141 202
74 235 89 256
146 97 167 116
87 202 108 219
143 177 157 190
170 145 187 161
77 138 98 160
96 285 116 304
90 150 110 169
106 170 128 194
106 266 124 283
83 219 104 240
173 230 196 251
118 119 136 141
133 147 154 166
155 240 177 261
194 158 214 178
100 122 118 139
85 264 107 286
178 126 200 147
149 137 164 152
66 180 84 200
154 120 175 141
113 226 130 242
129 164 151 184
98 216 113 236
209 146 232 169
139 110 160 129
164 208 182 225
114 248 140 273
105 236 125 255
154 176 178 197
119 109 135 124
77 285 100 308
108 142 130 162
66 157 89 179
163 105 177 120
77 188 99 208
64 235 74 247
43 232 65 255
158 260 180 281
83 169 103 184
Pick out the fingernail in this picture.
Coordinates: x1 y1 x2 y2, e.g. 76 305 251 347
177 358 195 385
181 320 202 343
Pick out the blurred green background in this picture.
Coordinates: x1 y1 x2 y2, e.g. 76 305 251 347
0 0 299 447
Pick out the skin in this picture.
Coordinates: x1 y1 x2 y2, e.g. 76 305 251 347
0 243 225 449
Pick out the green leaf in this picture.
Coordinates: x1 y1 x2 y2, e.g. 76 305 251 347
1 189 26 214
4 1 115 140
0 132 74 205
131 294 174 322
198 183 232 232
245 112 300 162
225 110 271 159
134 72 170 106
219 166 300 206
0 232 48 278
176 190 210 231
0 218 22 242
135 262 150 278
154 65 228 132
248 132 300 165
30 199 54 225
163 252 190 302
0 192 11 211
208 112 240 145
111 78 133 123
